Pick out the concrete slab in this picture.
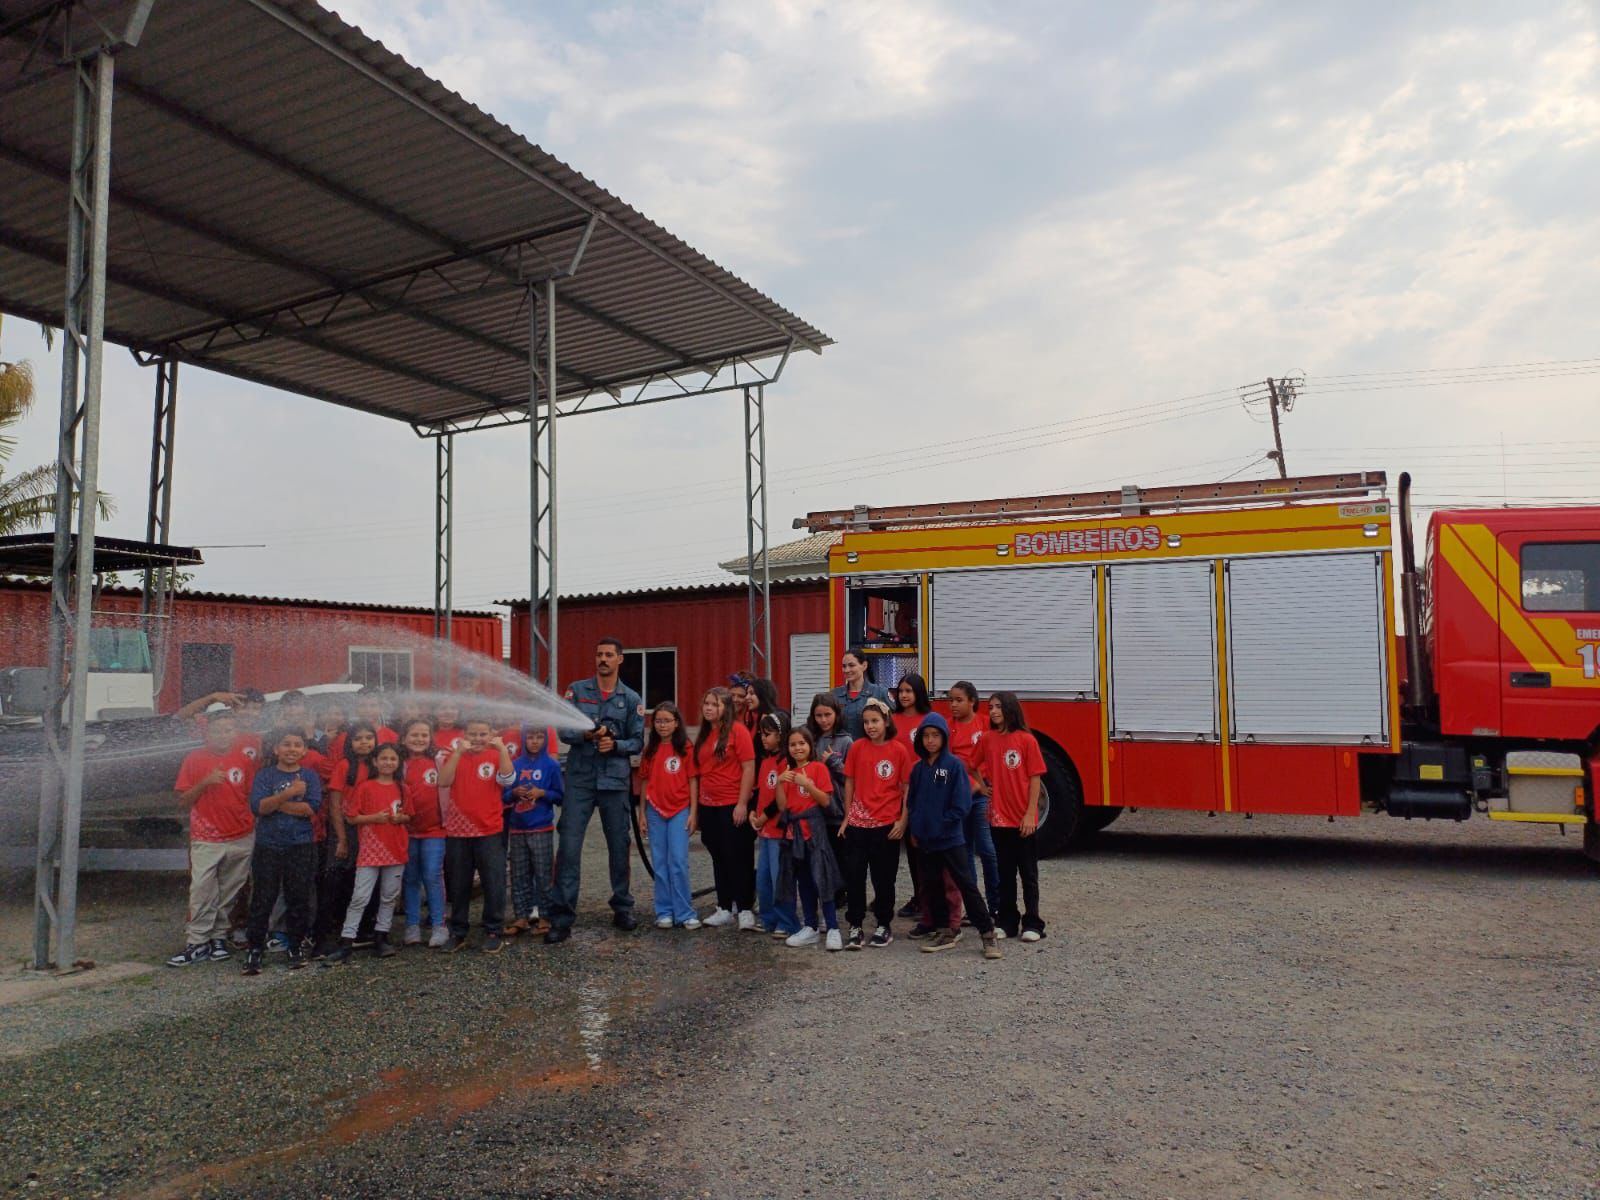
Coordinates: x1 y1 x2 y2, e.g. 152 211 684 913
0 960 155 1008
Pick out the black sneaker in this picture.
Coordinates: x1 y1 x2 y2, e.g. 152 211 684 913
309 940 331 961
165 943 211 968
445 934 469 953
845 927 865 951
321 940 354 967
482 933 504 955
906 924 934 940
543 927 571 945
373 932 395 959
241 949 263 976
207 938 232 961
896 901 919 919
869 927 894 948
612 911 638 932
286 944 307 970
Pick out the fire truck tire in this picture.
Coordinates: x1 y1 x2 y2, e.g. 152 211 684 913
1082 806 1124 834
1034 742 1085 857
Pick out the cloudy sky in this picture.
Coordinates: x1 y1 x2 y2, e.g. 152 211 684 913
4 0 1598 610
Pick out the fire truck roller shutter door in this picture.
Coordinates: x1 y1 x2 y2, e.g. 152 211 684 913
1226 552 1390 744
930 566 1097 697
1109 560 1219 738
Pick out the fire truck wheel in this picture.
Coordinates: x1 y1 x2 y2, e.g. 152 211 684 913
1033 741 1084 857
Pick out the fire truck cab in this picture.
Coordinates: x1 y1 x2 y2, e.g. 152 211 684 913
808 472 1599 862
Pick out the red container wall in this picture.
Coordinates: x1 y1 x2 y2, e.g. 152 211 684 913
511 583 829 711
0 584 503 711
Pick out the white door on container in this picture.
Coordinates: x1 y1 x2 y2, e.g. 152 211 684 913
1227 552 1389 742
788 632 832 712
1108 560 1217 738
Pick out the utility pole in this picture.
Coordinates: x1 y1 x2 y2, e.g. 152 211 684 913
1265 376 1288 478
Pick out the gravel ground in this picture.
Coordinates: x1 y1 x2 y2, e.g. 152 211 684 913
2 811 1596 1199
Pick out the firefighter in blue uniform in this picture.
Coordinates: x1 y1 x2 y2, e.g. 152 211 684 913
545 637 645 943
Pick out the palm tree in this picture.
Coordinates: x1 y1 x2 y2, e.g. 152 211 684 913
0 314 115 535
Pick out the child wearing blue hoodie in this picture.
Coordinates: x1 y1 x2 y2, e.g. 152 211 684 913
503 726 564 936
906 713 1000 959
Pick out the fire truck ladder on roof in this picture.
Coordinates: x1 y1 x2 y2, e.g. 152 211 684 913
799 471 1389 532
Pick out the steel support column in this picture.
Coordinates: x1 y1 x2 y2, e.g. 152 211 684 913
527 280 558 690
743 383 771 676
34 47 116 971
140 357 178 694
432 433 454 640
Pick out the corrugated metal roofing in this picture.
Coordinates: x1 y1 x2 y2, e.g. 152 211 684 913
717 530 840 573
499 576 827 609
0 0 830 430
0 576 499 618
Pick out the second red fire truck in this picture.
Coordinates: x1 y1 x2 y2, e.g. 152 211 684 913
804 470 1599 863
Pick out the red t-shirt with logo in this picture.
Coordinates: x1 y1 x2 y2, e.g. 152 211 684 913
643 744 696 819
348 778 410 867
696 723 756 807
844 738 913 828
403 755 445 838
176 745 257 843
778 760 831 841
756 754 786 840
982 729 1046 827
434 727 466 757
327 760 371 842
948 715 986 786
444 746 506 837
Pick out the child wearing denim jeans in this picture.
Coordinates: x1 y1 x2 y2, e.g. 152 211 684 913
399 720 449 948
751 713 799 938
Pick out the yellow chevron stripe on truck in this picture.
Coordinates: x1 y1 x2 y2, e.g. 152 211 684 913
1437 523 1598 689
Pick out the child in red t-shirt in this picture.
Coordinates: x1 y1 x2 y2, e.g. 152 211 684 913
775 727 844 950
693 688 757 929
839 698 913 949
167 710 257 967
399 719 450 949
640 702 700 930
313 723 376 955
325 743 411 963
751 713 799 939
438 718 515 951
976 691 1047 942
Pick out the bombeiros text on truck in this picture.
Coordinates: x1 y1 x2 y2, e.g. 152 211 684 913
803 470 1600 863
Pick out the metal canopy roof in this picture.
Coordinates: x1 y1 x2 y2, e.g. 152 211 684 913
0 532 202 574
0 0 831 433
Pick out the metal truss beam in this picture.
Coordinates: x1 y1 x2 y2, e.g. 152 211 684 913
528 279 558 690
743 383 771 676
0 223 518 413
139 356 177 694
35 44 115 972
414 339 795 437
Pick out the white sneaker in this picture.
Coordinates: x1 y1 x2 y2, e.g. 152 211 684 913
785 926 819 948
825 928 843 952
655 916 674 929
403 925 422 946
427 926 451 949
993 929 1007 940
682 917 703 930
1020 930 1042 943
736 908 757 932
704 907 734 928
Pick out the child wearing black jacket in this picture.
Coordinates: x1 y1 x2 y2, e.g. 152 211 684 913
906 713 1000 960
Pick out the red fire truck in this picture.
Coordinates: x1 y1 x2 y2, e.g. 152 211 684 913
804 471 1599 862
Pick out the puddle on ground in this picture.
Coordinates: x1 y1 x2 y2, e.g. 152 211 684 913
132 975 649 1199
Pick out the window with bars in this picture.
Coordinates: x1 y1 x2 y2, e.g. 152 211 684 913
348 648 414 692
